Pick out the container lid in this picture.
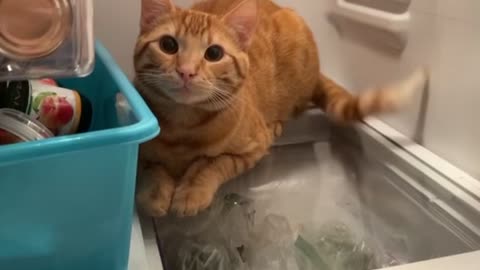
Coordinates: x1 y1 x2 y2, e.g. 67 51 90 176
0 108 53 142
0 0 72 60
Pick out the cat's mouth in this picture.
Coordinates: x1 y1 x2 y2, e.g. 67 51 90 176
176 86 195 99
165 85 213 106
144 76 227 108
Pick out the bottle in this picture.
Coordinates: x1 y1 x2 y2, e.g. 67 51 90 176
0 80 92 135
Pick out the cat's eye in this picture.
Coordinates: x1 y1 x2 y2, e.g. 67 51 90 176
204 45 224 62
159 35 179 55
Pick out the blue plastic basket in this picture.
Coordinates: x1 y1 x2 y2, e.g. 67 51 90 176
0 42 159 270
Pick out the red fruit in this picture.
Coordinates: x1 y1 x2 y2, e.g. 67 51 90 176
39 79 58 86
39 96 74 133
56 97 74 124
40 96 55 115
0 129 22 145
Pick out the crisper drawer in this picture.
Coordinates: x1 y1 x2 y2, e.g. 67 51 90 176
137 111 480 270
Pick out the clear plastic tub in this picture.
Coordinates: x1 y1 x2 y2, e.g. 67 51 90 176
0 108 53 143
0 0 94 81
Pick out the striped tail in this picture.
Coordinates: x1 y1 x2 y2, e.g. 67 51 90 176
313 68 428 123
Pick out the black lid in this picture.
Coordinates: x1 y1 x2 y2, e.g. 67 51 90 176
77 92 92 133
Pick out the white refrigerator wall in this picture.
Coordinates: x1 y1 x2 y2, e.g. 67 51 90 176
94 0 479 178
93 0 192 79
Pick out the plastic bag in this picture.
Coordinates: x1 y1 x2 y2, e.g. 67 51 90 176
157 193 253 270
157 191 398 270
245 214 299 270
156 143 408 270
178 240 244 270
295 222 377 270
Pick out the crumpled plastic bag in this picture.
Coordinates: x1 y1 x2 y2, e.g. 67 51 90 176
156 193 253 270
157 192 388 270
295 222 377 270
245 214 299 270
154 141 410 270
157 193 299 270
178 240 244 270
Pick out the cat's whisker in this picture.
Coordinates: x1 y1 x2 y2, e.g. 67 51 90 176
137 73 185 91
202 80 244 105
138 69 249 113
210 86 255 114
196 86 239 113
202 84 242 111
138 75 168 80
210 94 227 111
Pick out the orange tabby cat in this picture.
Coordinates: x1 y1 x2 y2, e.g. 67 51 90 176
134 0 427 217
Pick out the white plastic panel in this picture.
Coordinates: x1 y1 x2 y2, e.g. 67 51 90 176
334 0 411 30
274 0 480 179
328 0 411 52
346 0 411 14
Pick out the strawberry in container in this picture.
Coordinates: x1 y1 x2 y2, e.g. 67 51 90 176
39 79 58 86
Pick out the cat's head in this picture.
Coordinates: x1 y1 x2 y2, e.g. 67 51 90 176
135 0 257 110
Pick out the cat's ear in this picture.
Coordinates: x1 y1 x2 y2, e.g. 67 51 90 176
141 0 176 33
222 0 258 49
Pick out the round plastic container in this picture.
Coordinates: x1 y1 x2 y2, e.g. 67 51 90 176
0 108 53 145
0 0 94 81
0 0 72 60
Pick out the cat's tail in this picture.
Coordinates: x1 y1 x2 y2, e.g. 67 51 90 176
313 68 429 123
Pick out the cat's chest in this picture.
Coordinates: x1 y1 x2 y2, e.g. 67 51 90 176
150 128 241 158
140 129 229 172
142 105 269 175
140 123 265 176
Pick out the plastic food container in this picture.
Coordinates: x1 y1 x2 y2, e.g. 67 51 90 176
0 108 53 144
0 0 94 81
0 42 160 270
0 80 93 135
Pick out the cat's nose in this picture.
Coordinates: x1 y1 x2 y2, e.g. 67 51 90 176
176 65 197 82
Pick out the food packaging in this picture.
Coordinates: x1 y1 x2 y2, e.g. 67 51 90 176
0 108 53 145
0 80 92 135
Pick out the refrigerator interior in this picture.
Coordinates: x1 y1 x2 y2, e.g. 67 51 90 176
91 0 480 269
133 111 480 270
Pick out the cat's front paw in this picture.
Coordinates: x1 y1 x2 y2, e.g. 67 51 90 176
136 183 174 217
136 169 175 217
170 183 216 217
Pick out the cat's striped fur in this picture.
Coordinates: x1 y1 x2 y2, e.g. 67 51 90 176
134 0 427 217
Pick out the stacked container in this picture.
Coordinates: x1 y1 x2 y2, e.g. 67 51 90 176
0 1 159 270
